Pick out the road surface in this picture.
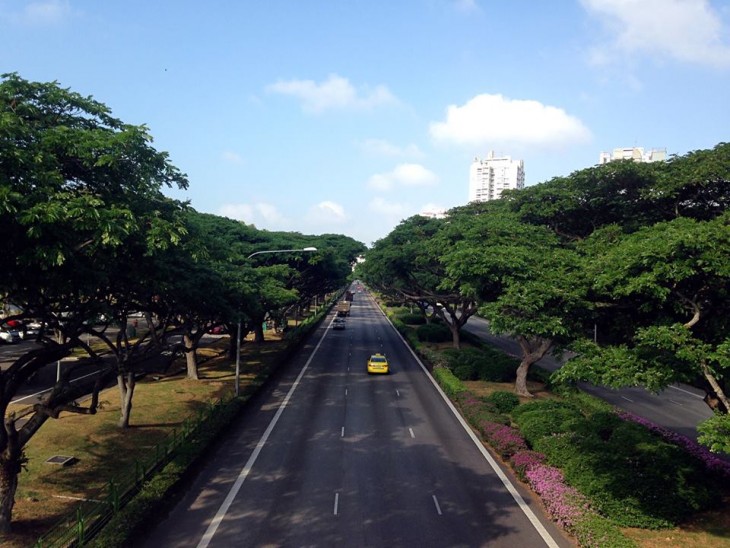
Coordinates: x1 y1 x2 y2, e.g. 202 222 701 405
139 292 572 547
462 316 714 442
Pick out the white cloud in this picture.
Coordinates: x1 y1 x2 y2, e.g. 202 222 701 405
366 163 439 191
360 138 424 158
219 202 290 229
221 150 244 164
429 94 591 147
266 74 397 113
581 0 730 69
6 0 71 25
306 201 346 224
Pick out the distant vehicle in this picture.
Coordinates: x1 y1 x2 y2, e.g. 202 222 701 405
0 326 22 344
332 318 346 330
336 301 351 317
344 290 354 301
367 353 389 374
21 320 42 339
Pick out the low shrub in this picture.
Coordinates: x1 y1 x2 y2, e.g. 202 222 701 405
441 346 518 382
432 366 466 399
397 312 427 325
479 421 528 458
525 464 589 532
486 391 520 413
416 323 452 343
510 450 546 481
515 406 585 446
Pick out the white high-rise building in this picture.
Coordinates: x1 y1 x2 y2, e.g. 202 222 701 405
469 151 525 203
599 147 667 164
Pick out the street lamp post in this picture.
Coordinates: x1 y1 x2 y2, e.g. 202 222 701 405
235 246 317 397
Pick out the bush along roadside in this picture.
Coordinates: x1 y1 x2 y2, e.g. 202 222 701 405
429 364 730 547
429 366 636 547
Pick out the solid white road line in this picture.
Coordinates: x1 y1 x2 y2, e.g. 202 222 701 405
432 495 442 516
196 322 330 548
669 384 704 399
382 311 561 548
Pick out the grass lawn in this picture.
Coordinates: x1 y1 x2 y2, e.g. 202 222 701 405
3 332 287 548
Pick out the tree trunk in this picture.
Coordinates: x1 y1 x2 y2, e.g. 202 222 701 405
701 361 730 414
253 321 265 344
449 321 461 350
514 336 553 397
184 333 199 380
0 457 18 534
117 371 135 428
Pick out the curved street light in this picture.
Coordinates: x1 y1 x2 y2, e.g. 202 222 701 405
247 246 318 259
235 246 318 396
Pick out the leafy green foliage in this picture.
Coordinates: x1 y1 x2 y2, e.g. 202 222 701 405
485 391 520 413
415 323 452 343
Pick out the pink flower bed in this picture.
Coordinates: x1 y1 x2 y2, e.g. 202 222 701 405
510 450 547 480
525 463 590 531
479 421 528 458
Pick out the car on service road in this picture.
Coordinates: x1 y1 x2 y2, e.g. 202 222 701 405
0 326 22 344
367 353 389 374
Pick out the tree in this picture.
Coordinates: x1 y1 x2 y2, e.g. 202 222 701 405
556 214 730 413
439 202 590 395
359 215 477 349
0 73 187 531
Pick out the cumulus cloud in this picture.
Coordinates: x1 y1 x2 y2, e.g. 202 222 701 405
581 0 730 69
429 94 591 147
3 0 71 25
366 163 439 191
266 74 398 114
306 201 346 224
360 138 424 158
219 202 289 229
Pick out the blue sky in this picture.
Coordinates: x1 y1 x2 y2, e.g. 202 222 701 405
2 1 730 246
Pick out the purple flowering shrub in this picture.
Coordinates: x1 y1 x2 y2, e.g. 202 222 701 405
525 464 589 531
616 410 730 479
510 450 546 481
479 421 528 458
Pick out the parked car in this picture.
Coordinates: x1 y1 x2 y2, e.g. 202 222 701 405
21 320 43 339
0 326 22 344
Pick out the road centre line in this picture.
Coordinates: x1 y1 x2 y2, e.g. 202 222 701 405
196 320 330 548
409 427 415 438
621 396 634 403
382 312 560 548
341 426 345 437
334 492 340 515
432 495 442 515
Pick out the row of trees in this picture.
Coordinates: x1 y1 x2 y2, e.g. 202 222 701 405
0 73 365 531
357 142 730 454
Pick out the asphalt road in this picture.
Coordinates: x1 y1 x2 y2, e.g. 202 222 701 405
139 293 572 548
462 316 714 442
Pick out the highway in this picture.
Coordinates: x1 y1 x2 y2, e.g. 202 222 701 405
140 291 571 547
462 316 714 442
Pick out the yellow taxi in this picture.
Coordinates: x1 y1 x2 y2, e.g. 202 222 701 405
367 353 389 374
